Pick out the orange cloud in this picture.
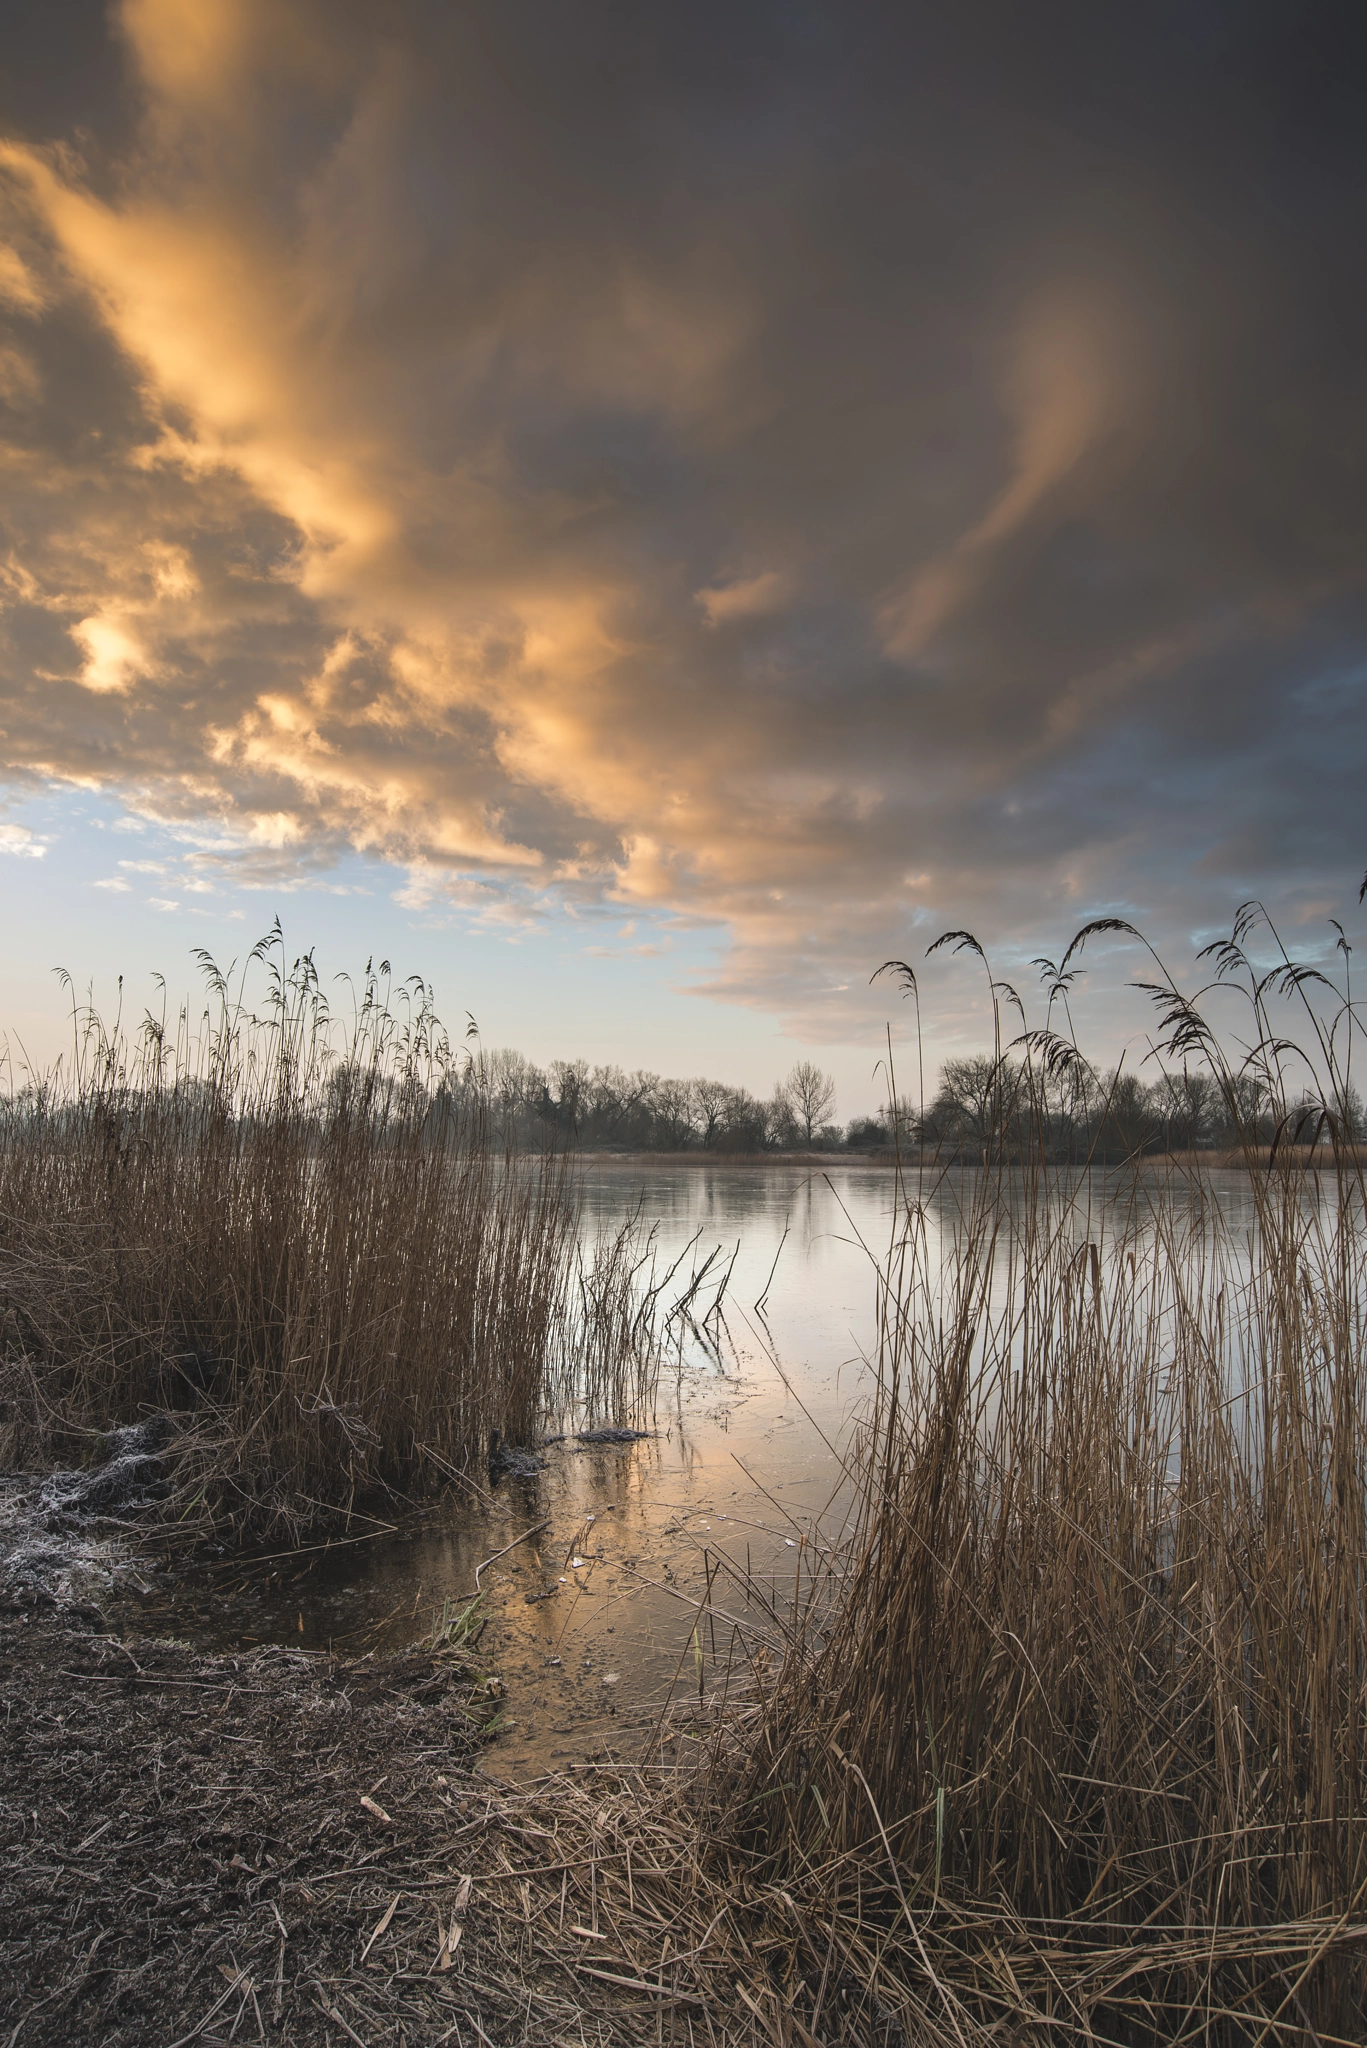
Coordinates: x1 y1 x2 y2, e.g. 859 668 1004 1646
0 0 1360 1043
881 297 1115 659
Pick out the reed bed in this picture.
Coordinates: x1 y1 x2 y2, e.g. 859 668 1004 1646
0 932 650 1540
326 899 1367 2046
676 901 1367 2041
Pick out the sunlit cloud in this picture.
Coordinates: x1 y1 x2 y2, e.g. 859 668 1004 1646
0 823 45 857
0 242 47 314
72 614 149 693
697 571 790 627
0 2 1363 1042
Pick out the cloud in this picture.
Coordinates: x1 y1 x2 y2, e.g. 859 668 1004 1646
0 242 47 314
0 823 45 857
697 570 790 627
0 3 1364 1039
72 613 149 693
879 296 1116 660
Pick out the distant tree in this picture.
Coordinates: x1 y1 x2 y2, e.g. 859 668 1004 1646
1290 1081 1365 1148
1213 1071 1274 1148
925 1055 1018 1156
581 1064 658 1146
652 1077 698 1148
1092 1068 1155 1159
784 1061 836 1144
548 1058 589 1133
615 1069 662 1147
718 1085 768 1150
1151 1069 1216 1150
691 1076 731 1148
882 1095 921 1146
845 1115 886 1148
766 1085 799 1149
482 1047 545 1138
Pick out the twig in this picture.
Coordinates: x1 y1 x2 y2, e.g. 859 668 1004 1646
474 1518 552 1592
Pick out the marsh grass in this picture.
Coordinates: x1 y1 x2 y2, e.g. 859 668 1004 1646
0 930 651 1540
682 901 1367 2040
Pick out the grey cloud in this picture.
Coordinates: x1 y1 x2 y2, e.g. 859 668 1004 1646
0 0 1364 1038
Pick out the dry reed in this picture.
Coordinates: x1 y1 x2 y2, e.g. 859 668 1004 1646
0 929 649 1540
672 901 1367 2041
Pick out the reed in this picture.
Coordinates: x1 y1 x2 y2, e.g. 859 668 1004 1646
0 928 646 1539
703 902 1367 2040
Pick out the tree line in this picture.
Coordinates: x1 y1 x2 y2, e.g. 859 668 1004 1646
453 1051 844 1151
913 1054 1365 1162
449 1046 1363 1157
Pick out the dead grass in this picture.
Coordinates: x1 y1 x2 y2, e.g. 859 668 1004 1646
0 1609 872 2048
0 934 650 1542
681 902 1367 2040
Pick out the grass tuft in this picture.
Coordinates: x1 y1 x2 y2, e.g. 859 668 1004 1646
0 932 649 1540
698 898 1367 2039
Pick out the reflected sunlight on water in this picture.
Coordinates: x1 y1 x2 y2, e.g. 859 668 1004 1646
158 1162 1268 1778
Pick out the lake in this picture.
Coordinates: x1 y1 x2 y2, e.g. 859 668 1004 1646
157 1160 1269 1779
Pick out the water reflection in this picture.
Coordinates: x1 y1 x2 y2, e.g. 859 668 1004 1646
158 1162 1273 1779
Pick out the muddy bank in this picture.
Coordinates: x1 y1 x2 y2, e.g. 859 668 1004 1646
0 1467 574 2045
0 1472 851 2048
0 1607 871 2048
1 1608 516 2047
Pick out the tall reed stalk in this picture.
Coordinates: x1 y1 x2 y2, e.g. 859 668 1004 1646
713 901 1367 2040
0 929 641 1538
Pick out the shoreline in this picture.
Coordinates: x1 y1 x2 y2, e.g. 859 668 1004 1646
572 1145 1356 1170
0 1596 798 2047
0 1477 798 2046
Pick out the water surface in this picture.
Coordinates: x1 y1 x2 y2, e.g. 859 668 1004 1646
161 1161 1270 1778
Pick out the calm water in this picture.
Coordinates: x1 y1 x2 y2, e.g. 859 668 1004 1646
160 1161 1268 1779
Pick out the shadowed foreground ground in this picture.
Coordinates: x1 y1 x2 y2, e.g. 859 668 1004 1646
0 1611 844 2048
1 1614 531 2046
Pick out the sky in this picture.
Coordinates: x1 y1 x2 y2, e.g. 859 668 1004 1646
1 1 1365 1110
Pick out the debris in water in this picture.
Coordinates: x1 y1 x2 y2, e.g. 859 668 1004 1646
487 1429 545 1480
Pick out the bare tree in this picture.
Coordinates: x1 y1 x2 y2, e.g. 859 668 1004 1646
1152 1068 1217 1149
653 1077 698 1148
720 1084 767 1149
766 1085 798 1148
548 1058 589 1131
925 1055 1018 1155
783 1061 836 1144
485 1046 543 1119
691 1076 731 1148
